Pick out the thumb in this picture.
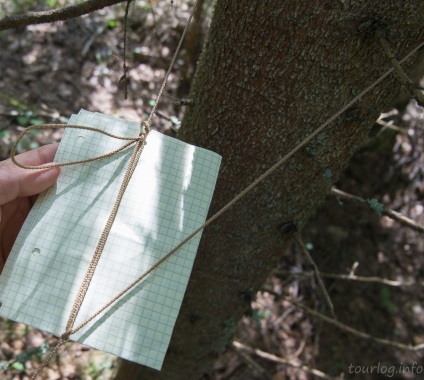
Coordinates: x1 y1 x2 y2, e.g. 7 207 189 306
0 144 60 206
25 166 61 197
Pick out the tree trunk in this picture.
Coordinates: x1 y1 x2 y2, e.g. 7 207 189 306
115 1 424 379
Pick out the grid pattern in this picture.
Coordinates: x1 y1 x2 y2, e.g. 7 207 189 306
0 110 221 370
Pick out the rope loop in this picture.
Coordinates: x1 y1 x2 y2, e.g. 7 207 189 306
11 123 146 170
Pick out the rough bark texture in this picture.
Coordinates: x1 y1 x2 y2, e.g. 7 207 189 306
116 1 424 379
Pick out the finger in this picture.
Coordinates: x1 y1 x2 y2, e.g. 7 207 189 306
0 198 32 266
0 144 60 206
14 142 58 166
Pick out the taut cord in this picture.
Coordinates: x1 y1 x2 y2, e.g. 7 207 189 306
9 10 422 379
27 0 202 378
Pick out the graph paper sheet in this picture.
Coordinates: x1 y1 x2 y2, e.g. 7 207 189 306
0 109 221 370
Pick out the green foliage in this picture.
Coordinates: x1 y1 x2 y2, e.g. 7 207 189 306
0 343 49 374
11 362 25 371
17 111 45 127
0 92 49 152
16 343 49 363
0 92 46 126
15 131 42 151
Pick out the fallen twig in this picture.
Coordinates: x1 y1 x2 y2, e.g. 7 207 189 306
294 233 337 319
273 269 418 287
261 291 424 352
232 343 274 380
232 341 343 380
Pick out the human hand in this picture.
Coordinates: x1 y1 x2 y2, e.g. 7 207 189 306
0 143 59 272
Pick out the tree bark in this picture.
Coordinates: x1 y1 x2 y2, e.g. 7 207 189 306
115 1 424 379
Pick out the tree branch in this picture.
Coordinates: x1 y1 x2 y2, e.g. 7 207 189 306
0 0 127 31
232 343 274 380
261 292 424 352
331 187 424 234
232 341 342 380
294 233 337 320
273 269 417 287
378 33 424 108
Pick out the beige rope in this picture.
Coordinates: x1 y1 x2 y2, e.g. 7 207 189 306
28 0 201 378
63 0 202 338
17 17 421 380
64 121 150 334
11 124 144 169
62 38 424 338
24 37 424 348
29 337 69 380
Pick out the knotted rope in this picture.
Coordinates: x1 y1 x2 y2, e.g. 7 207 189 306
24 0 201 378
11 124 146 169
7 5 423 378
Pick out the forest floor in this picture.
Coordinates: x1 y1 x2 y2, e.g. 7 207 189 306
0 1 423 379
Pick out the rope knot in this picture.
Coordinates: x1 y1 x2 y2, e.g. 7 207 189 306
141 120 151 134
60 331 71 341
